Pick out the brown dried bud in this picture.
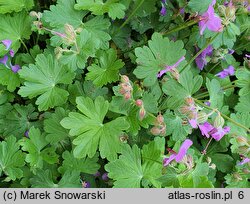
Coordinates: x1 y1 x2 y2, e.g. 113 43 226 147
185 97 194 105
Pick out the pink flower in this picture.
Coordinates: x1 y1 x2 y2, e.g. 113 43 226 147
198 122 214 138
157 56 185 77
195 45 213 70
163 139 193 166
10 64 21 73
238 158 250 165
215 65 235 78
198 2 222 35
160 0 167 16
210 126 230 141
0 55 8 66
1 39 12 50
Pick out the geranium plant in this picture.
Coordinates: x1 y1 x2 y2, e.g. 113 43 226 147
0 0 249 188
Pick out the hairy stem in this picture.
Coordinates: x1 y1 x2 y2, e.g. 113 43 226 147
194 98 250 133
180 32 220 73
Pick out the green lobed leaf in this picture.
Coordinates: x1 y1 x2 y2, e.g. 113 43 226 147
43 0 87 28
75 0 126 20
58 151 100 175
105 137 165 187
188 0 212 13
0 11 32 51
18 54 75 111
163 110 192 141
44 107 70 145
61 96 129 160
133 32 186 86
19 127 58 171
86 48 124 87
30 170 81 188
0 0 34 14
0 64 20 92
0 136 25 181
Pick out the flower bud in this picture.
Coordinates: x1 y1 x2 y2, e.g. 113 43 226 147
150 127 162 136
185 97 194 105
210 163 216 170
156 114 164 124
120 75 129 83
197 112 208 124
124 92 131 100
236 136 248 146
233 173 242 181
135 99 143 107
214 114 225 128
242 168 250 174
206 157 212 165
139 107 146 121
225 6 236 21
218 5 226 16
29 11 39 18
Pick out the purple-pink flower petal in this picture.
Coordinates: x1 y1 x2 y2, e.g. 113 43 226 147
1 39 12 50
163 154 176 166
216 65 235 78
195 45 213 70
199 4 222 35
11 64 21 73
157 56 185 77
0 55 8 66
175 139 193 162
238 158 250 165
211 126 230 141
9 49 15 57
189 118 198 128
198 122 214 138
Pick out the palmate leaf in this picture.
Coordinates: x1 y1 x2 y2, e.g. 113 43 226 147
75 0 126 19
30 170 81 188
58 151 100 175
133 32 186 86
163 110 192 141
0 64 20 92
18 54 75 111
188 0 212 13
1 104 38 138
44 107 70 145
19 127 58 172
0 0 34 14
236 68 250 96
43 0 87 28
105 137 165 188
0 11 32 51
86 48 124 87
83 16 111 49
0 136 25 181
61 96 129 161
59 29 100 69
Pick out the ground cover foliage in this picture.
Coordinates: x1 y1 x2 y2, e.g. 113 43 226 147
0 0 249 188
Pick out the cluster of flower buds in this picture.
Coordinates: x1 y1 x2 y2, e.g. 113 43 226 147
119 75 133 100
150 113 166 136
135 99 146 121
182 155 194 169
218 1 236 25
